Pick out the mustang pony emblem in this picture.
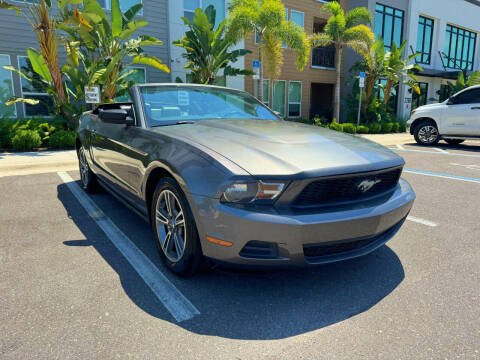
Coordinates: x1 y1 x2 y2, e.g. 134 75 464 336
357 179 381 193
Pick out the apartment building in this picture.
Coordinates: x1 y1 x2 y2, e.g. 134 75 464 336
0 0 170 118
243 0 348 120
346 0 480 120
403 0 480 119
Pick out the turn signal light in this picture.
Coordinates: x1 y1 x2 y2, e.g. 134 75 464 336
206 236 233 247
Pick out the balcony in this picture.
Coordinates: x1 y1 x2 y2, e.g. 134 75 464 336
312 46 335 69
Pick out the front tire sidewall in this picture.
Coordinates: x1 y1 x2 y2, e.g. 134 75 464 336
151 178 203 276
414 122 440 146
78 146 99 193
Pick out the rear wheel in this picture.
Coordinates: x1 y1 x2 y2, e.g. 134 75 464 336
444 139 465 145
78 146 101 193
151 178 203 276
414 121 439 146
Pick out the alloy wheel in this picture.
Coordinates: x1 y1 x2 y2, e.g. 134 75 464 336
418 125 439 144
155 190 186 262
79 147 89 187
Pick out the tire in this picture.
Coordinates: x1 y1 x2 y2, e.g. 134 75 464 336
78 146 101 194
444 139 465 145
151 178 203 276
413 120 440 146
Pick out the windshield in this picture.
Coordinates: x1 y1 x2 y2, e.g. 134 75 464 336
139 86 279 127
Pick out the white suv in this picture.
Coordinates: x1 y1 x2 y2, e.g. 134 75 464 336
407 84 480 145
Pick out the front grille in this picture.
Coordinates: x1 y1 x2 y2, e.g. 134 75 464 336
293 167 402 208
303 220 402 260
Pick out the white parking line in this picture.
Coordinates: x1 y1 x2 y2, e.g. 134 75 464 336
407 216 437 227
434 148 449 154
57 171 200 323
396 144 405 150
390 147 480 159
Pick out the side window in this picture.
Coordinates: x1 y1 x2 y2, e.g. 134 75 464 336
454 89 480 104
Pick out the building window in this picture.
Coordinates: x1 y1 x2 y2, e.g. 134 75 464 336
254 79 270 106
184 0 225 27
288 81 302 118
412 82 428 109
97 0 143 13
290 10 304 28
116 67 146 102
18 56 53 117
416 16 434 64
273 80 286 117
0 54 16 117
374 3 404 50
376 79 398 113
443 24 477 70
439 83 452 102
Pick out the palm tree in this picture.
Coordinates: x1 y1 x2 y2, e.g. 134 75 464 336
227 0 310 105
173 5 253 85
310 2 373 122
382 41 422 105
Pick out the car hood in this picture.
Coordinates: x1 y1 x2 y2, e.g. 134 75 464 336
415 102 446 111
155 119 404 177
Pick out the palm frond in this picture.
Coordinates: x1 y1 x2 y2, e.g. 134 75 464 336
310 33 334 48
345 7 372 28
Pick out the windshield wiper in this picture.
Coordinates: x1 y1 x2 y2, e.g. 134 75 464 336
151 121 196 127
175 121 195 125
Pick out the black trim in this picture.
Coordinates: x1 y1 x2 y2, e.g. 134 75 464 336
444 24 477 70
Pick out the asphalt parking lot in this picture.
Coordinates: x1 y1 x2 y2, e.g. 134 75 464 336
1 139 479 359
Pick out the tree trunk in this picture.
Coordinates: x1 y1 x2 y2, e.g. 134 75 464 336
333 45 343 122
258 33 264 103
363 74 376 113
383 79 394 105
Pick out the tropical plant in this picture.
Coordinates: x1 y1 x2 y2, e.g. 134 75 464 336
1 0 73 118
174 6 253 85
310 2 373 122
381 40 422 105
227 0 310 104
446 70 480 95
59 0 169 103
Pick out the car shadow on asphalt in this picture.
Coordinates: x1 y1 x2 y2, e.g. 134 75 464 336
58 181 405 340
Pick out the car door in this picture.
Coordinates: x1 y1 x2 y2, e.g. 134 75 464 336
445 88 480 136
91 105 149 207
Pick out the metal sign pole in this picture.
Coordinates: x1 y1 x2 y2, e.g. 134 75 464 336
357 72 365 128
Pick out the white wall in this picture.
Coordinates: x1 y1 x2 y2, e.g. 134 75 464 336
400 0 480 118
168 0 245 90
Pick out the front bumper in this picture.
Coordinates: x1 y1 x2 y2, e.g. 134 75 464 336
192 179 415 267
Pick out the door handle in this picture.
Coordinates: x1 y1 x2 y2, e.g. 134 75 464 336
471 106 480 110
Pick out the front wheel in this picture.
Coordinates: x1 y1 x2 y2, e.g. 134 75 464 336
151 178 203 276
414 121 439 146
78 146 101 193
444 139 465 145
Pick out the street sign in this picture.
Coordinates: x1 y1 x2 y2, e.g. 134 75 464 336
359 71 365 88
253 60 260 80
85 86 100 104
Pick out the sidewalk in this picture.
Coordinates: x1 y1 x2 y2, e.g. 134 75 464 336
0 150 78 178
357 133 414 146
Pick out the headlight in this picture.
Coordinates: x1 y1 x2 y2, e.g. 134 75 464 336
221 181 286 204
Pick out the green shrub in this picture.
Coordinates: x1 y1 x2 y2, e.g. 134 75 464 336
49 130 76 148
398 122 406 132
0 119 15 148
381 122 394 133
313 116 330 127
368 122 382 134
11 130 42 150
391 122 400 133
342 123 356 134
329 122 343 132
357 125 369 134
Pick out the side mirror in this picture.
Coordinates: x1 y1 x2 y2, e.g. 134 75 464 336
447 97 456 105
99 108 135 126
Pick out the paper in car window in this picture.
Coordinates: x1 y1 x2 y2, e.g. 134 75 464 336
178 91 189 106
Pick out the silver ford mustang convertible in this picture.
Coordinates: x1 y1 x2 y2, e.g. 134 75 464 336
76 84 415 276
